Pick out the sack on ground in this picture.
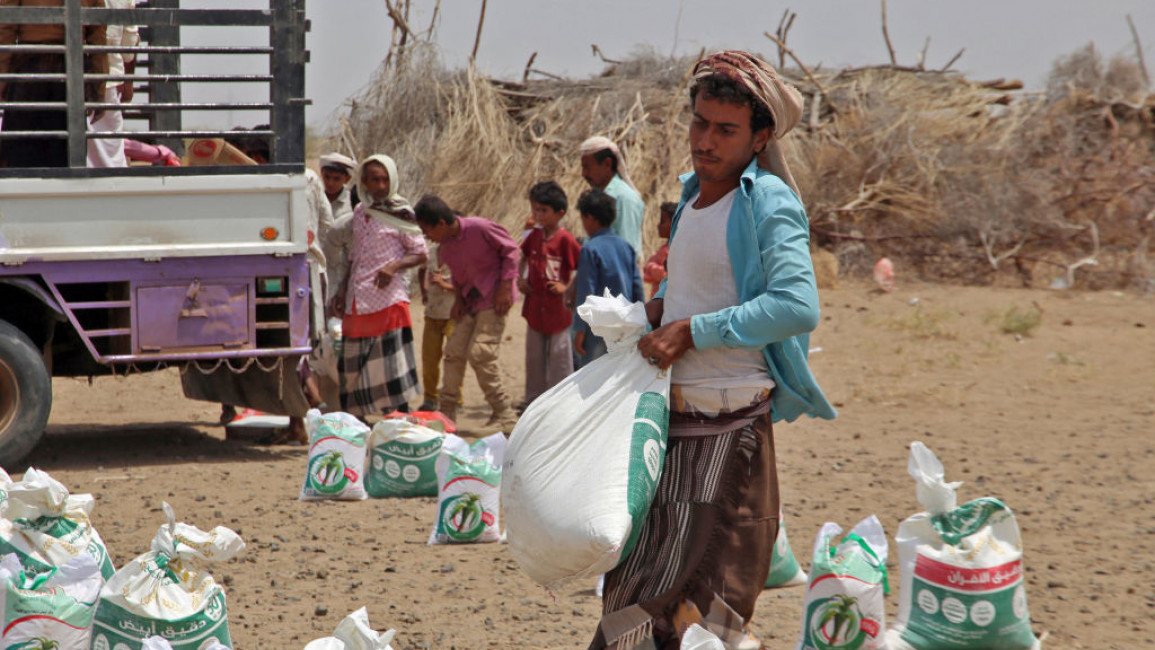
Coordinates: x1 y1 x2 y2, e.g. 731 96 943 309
91 503 244 650
796 515 889 650
303 606 396 650
503 291 670 590
365 419 444 498
429 433 506 545
0 553 102 649
142 638 231 650
764 511 807 589
887 441 1040 650
299 409 370 501
0 468 115 579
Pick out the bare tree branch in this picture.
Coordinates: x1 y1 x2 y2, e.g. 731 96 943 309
979 230 1027 270
1127 14 1151 87
763 32 841 114
917 36 930 70
591 44 623 65
940 48 965 72
774 9 796 71
522 52 537 83
425 0 441 37
880 0 898 66
470 0 488 63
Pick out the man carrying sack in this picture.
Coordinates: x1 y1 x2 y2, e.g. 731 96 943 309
589 51 836 650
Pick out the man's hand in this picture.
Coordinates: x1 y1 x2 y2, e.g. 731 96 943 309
637 318 693 370
330 292 345 318
118 81 134 103
547 280 566 295
375 261 400 288
517 277 532 295
574 330 586 356
494 280 514 316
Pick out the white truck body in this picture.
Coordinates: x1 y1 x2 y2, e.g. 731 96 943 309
0 174 309 263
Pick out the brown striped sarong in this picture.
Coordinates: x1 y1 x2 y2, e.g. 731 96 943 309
589 410 779 650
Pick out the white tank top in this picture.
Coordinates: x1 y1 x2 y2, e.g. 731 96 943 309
662 190 773 415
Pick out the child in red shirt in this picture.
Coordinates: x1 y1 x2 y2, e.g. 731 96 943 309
643 201 677 298
518 181 582 407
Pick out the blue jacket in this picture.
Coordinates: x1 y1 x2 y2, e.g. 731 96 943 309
656 158 837 422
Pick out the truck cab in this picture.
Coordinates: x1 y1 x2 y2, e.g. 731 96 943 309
0 0 313 466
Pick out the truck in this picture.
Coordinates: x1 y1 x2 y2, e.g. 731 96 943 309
0 0 314 466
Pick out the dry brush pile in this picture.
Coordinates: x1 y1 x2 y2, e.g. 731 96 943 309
328 41 1154 290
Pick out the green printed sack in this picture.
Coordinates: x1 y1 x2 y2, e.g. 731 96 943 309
887 442 1040 650
429 433 506 545
796 516 889 650
365 420 444 498
502 291 670 590
91 503 244 650
0 468 114 580
765 511 807 589
299 409 370 501
0 553 103 649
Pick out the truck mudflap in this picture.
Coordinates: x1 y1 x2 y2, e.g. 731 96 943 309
180 355 309 417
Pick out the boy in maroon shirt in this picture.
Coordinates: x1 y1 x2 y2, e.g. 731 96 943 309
517 181 582 408
414 194 521 431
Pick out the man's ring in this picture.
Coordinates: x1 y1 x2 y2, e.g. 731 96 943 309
649 357 660 366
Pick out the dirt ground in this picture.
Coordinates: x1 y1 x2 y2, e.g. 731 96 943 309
18 281 1155 649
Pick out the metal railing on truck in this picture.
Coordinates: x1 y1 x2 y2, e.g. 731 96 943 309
0 0 307 178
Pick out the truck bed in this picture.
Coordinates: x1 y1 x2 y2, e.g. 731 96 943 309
0 173 308 263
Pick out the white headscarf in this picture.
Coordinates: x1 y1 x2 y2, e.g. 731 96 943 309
319 152 356 174
579 136 637 191
356 154 420 235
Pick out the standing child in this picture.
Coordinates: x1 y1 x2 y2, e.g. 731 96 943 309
643 201 677 298
573 189 645 367
417 242 462 412
414 195 521 432
518 181 582 407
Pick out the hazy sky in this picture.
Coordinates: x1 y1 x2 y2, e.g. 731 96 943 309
302 1 1154 127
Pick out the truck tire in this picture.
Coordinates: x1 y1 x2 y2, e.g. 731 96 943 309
0 319 51 469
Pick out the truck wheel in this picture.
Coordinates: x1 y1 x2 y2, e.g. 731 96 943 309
0 319 51 469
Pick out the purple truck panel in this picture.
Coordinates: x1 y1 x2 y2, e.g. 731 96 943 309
0 254 311 365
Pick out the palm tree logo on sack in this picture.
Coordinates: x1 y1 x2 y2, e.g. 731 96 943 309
15 638 60 650
808 595 880 650
308 450 357 494
441 493 492 541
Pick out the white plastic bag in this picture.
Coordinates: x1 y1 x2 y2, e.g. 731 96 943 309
0 467 114 579
681 624 726 650
91 503 245 650
796 516 889 650
300 409 370 501
503 291 670 589
0 553 102 649
429 433 506 545
365 419 444 498
887 442 1040 650
303 606 396 650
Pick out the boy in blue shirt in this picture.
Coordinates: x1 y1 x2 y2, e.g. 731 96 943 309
572 188 644 367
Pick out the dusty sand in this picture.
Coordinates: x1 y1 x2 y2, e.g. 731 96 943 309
19 282 1155 649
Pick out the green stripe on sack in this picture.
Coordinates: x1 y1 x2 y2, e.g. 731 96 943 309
92 592 231 650
621 392 669 562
